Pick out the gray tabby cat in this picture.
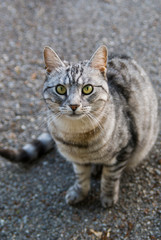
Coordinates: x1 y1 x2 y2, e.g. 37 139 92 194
0 45 159 207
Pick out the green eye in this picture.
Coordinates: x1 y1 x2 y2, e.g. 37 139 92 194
56 85 67 95
82 85 93 95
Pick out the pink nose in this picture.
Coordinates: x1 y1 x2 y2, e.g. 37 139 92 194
69 104 80 111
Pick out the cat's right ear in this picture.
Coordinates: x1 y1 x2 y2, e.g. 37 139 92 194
88 45 108 75
44 46 65 73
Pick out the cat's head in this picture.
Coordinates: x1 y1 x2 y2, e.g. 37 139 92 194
43 45 109 128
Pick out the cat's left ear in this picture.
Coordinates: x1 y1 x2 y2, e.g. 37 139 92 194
44 46 65 73
88 45 108 76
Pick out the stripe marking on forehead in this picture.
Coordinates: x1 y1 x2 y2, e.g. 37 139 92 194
65 64 84 85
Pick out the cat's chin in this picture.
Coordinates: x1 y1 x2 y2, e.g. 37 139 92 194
66 113 84 120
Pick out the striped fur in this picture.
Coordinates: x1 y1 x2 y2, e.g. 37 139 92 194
0 133 54 167
0 45 159 207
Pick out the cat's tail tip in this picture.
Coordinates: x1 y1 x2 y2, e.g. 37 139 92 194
0 148 20 163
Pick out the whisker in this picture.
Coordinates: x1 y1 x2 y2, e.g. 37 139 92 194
87 112 104 133
84 113 97 132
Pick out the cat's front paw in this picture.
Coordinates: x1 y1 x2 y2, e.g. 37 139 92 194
100 193 118 208
65 184 87 205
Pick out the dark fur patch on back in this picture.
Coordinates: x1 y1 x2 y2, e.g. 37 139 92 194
108 53 131 60
117 110 138 163
108 73 131 101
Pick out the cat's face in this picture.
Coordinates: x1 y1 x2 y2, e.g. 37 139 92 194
43 46 109 126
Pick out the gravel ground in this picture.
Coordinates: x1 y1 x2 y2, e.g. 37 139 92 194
0 0 161 239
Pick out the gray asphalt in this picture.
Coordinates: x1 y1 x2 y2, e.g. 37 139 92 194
0 0 161 239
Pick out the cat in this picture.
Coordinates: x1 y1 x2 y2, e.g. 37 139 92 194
0 45 159 207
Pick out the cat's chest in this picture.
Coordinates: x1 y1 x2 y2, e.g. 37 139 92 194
49 124 105 163
50 125 100 146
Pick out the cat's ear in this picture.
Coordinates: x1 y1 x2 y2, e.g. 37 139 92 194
88 45 108 74
44 46 65 73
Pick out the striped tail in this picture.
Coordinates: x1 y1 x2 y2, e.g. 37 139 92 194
0 133 55 167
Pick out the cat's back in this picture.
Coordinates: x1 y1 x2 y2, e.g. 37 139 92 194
108 54 154 97
107 55 158 114
107 55 159 167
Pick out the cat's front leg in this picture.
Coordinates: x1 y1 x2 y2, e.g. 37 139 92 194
100 162 125 208
65 163 91 205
